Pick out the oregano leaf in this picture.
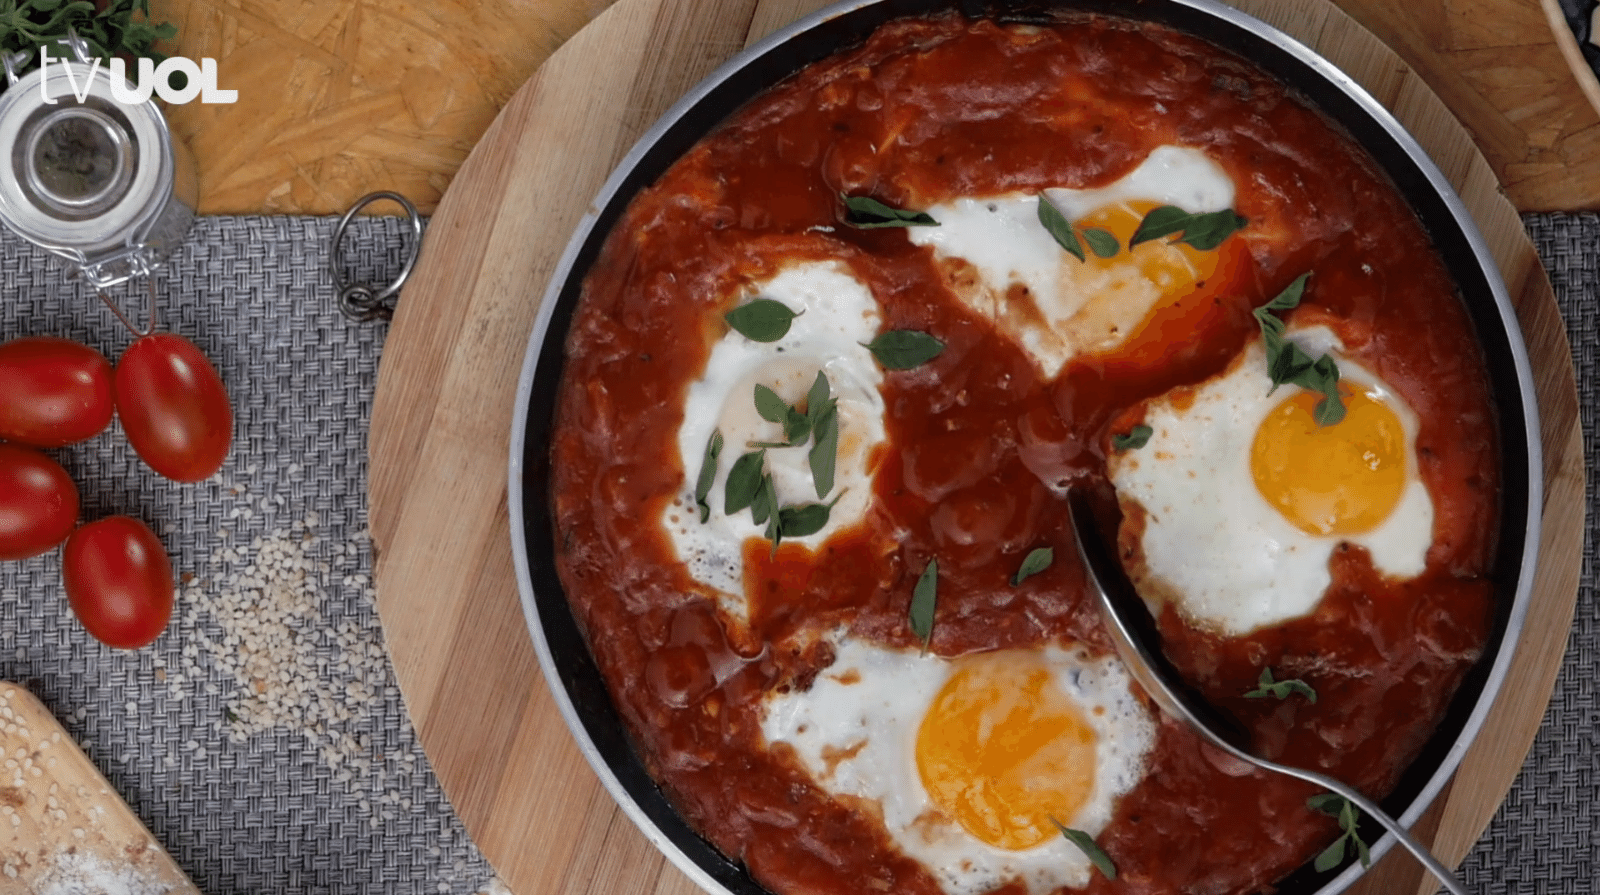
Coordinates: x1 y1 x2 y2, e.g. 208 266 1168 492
1010 547 1054 586
725 299 799 343
694 430 723 523
910 558 938 651
841 194 939 229
866 330 945 370
1112 424 1153 451
724 449 766 515
1037 195 1086 262
1082 227 1120 258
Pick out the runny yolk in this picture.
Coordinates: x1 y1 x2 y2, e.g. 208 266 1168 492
915 653 1097 851
1250 387 1408 536
1077 199 1220 304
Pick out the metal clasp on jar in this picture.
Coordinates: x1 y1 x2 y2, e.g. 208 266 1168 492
0 29 197 290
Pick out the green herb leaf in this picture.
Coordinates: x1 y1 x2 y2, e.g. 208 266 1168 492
753 384 789 424
1011 547 1054 586
866 330 945 370
725 298 799 343
778 501 832 538
1252 274 1346 427
1112 424 1154 451
749 384 814 448
1128 205 1193 246
1129 205 1246 250
1176 209 1248 250
1082 227 1120 258
805 371 832 427
751 473 778 528
1313 835 1347 873
841 194 939 229
783 406 812 445
909 558 939 651
724 450 766 515
1051 818 1117 880
1258 272 1308 314
809 401 839 499
1306 793 1346 817
1037 195 1086 262
694 430 723 523
1244 667 1318 703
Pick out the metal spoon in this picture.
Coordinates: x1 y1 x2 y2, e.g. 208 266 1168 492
1065 489 1469 895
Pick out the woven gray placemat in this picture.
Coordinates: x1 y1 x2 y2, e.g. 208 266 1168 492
1456 214 1599 894
0 216 494 894
0 212 1594 893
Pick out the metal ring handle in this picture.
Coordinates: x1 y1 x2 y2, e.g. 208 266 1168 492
329 191 424 322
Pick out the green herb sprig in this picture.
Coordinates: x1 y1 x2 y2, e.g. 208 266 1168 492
1051 818 1117 880
0 0 175 88
1308 794 1371 871
714 372 845 550
1244 667 1317 703
1252 273 1346 426
841 194 938 229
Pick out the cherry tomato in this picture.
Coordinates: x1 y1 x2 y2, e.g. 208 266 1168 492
0 337 114 447
0 444 79 561
114 333 233 482
62 516 174 649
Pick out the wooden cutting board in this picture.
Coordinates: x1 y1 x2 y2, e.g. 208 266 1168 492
366 2 1588 895
0 684 198 894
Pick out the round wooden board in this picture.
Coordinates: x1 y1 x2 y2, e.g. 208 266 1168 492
367 2 1587 894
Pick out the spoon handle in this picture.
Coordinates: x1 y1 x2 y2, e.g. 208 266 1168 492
1261 758 1469 895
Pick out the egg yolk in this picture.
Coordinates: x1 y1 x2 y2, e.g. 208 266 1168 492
1250 387 1408 536
915 653 1097 851
1078 199 1220 304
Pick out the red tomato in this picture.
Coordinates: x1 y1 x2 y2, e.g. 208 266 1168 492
114 333 233 482
0 444 79 560
0 337 114 447
62 516 174 649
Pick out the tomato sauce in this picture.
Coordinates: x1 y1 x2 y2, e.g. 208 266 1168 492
549 13 1498 895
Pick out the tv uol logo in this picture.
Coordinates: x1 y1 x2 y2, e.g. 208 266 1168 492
37 47 237 105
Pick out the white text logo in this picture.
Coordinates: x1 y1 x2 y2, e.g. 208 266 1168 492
38 47 238 105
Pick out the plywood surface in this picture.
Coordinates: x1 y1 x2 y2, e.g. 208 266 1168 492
0 684 198 894
155 0 1600 214
365 2 1587 895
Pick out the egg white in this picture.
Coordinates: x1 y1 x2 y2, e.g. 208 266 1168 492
1107 326 1434 635
761 638 1155 895
662 261 888 629
908 145 1235 378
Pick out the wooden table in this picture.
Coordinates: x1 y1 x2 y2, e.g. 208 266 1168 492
156 0 1600 215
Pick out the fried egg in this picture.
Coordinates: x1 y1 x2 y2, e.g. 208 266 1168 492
761 638 1155 895
908 145 1235 378
1107 325 1434 635
663 261 888 628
